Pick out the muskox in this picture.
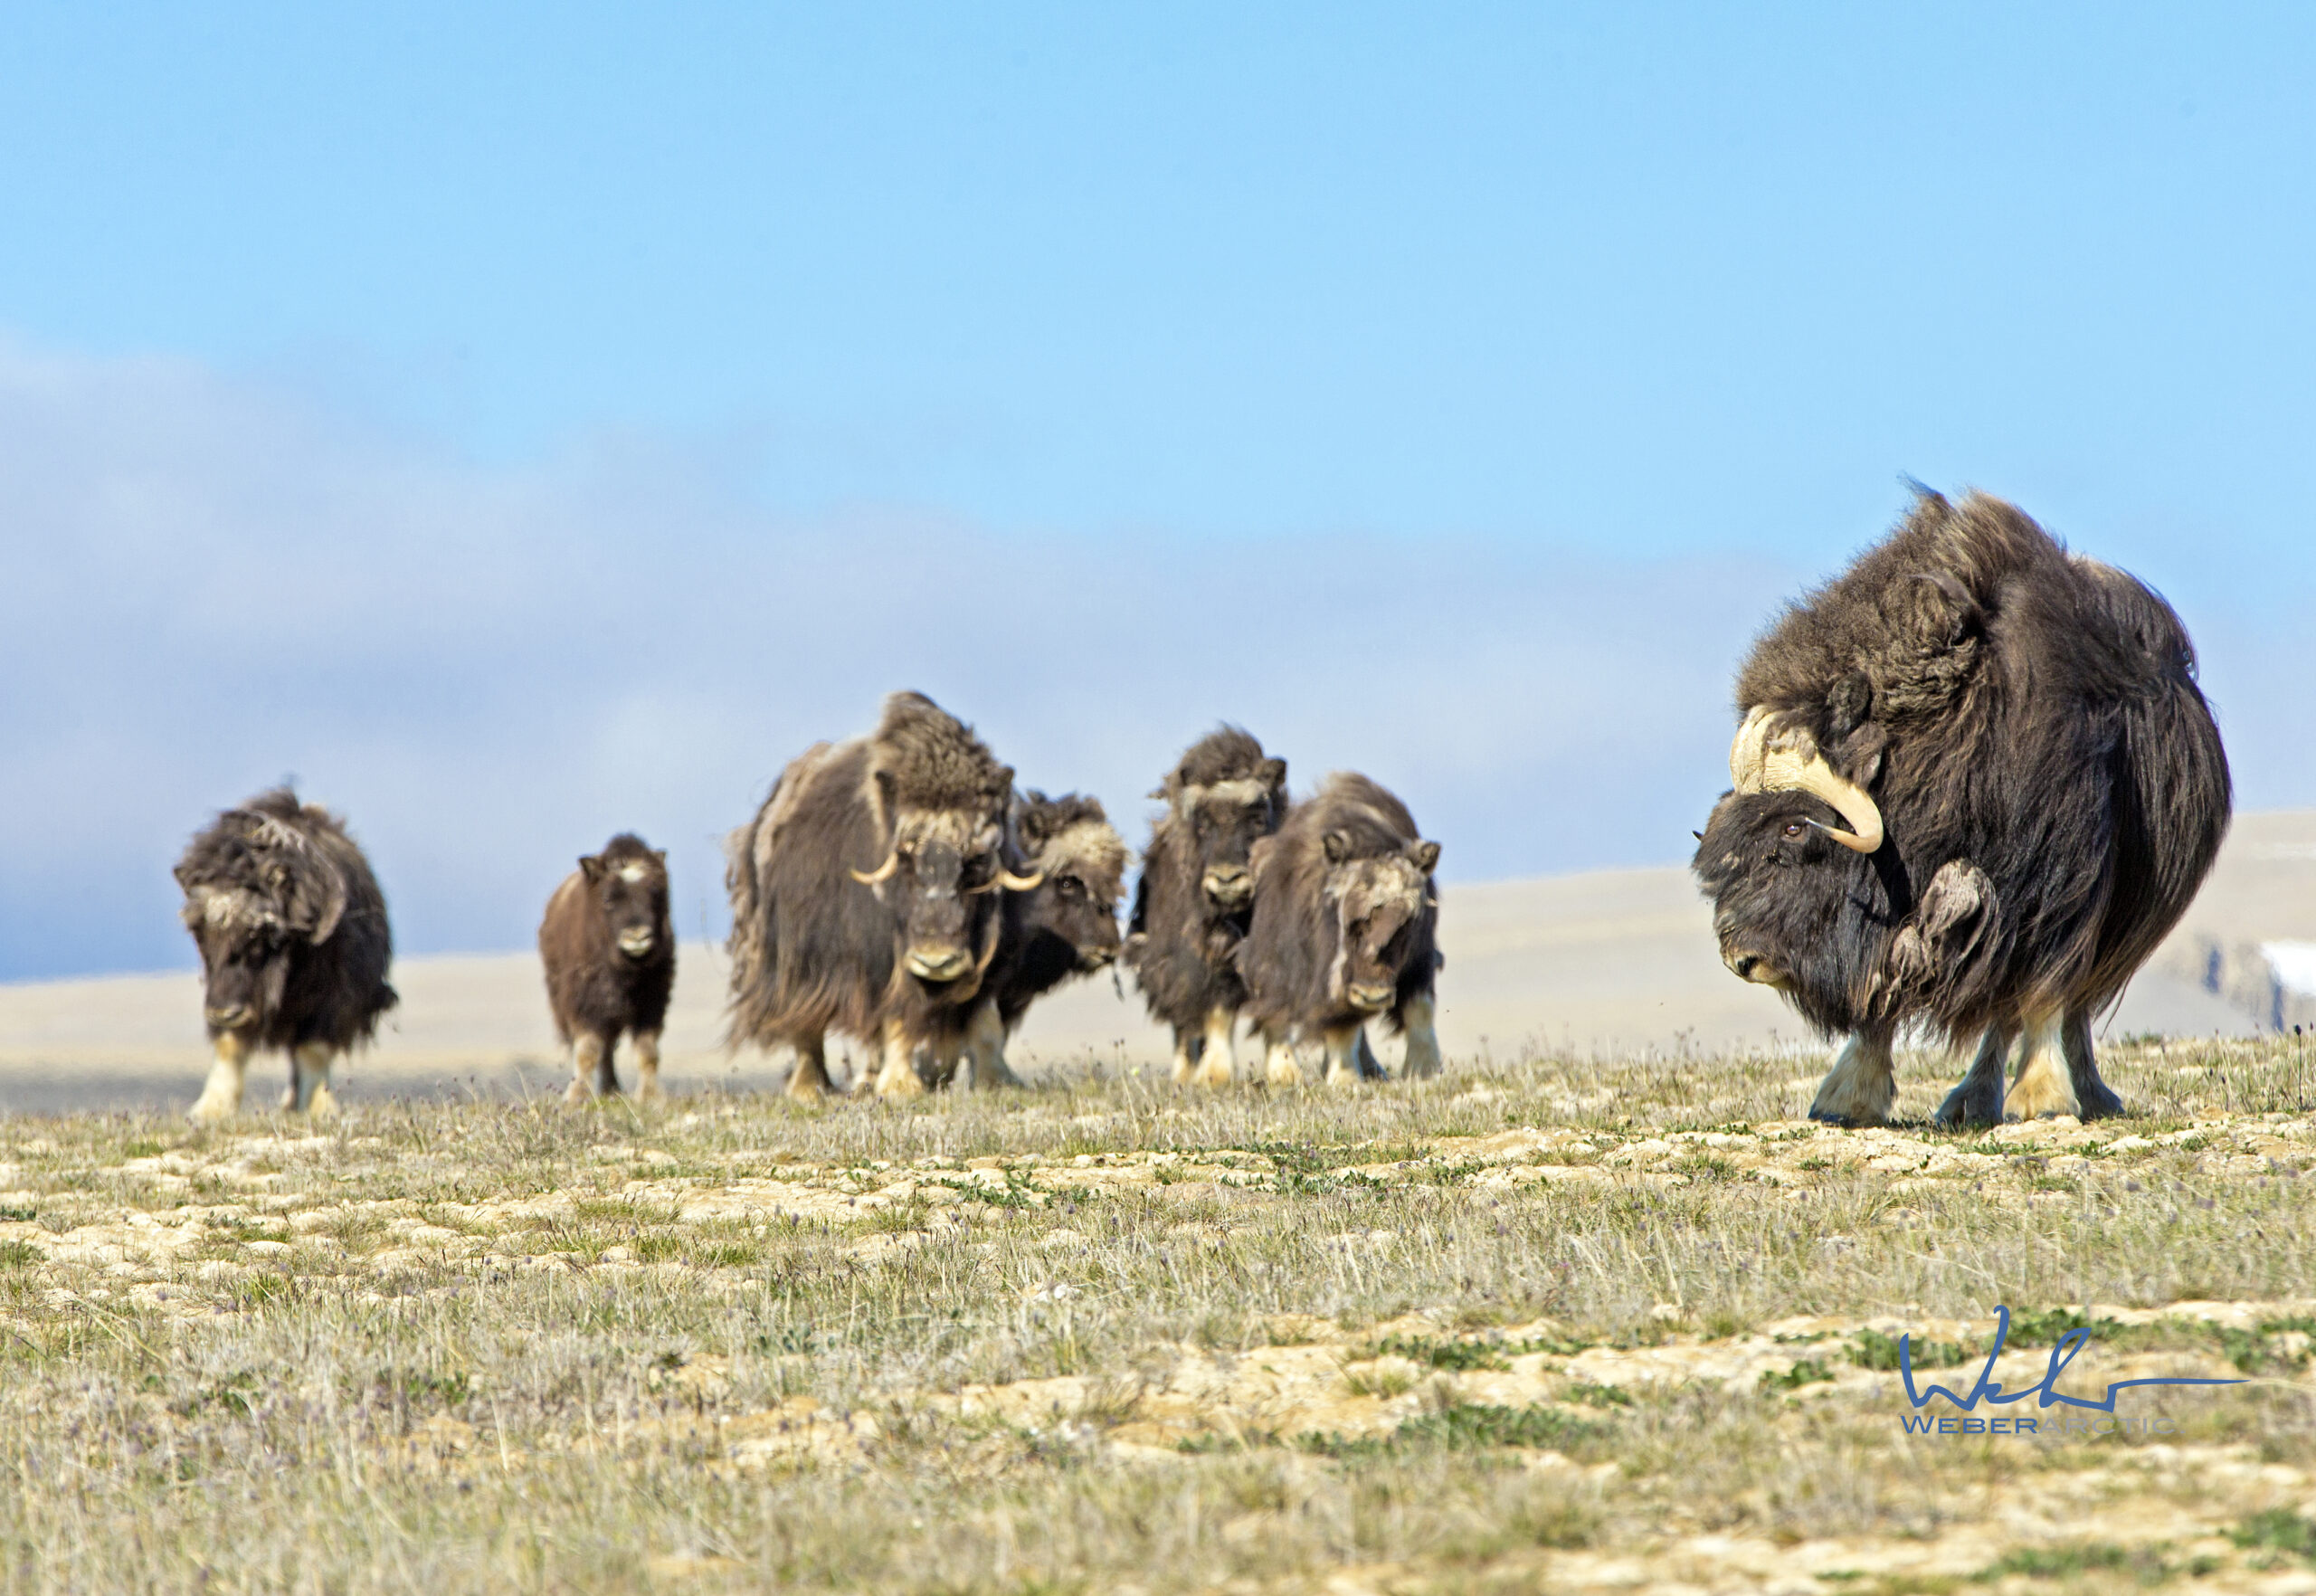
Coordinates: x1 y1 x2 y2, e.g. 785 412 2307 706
725 691 1039 1100
1694 489 2230 1126
929 792 1131 1089
1239 773 1443 1085
539 834 675 1102
1122 727 1290 1085
174 788 398 1120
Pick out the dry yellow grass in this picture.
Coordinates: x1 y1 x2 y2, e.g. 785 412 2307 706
3 1036 2315 1592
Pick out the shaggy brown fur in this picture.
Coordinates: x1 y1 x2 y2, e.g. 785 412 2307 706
1239 773 1442 1085
724 692 1023 1098
1122 727 1289 1084
538 834 675 1102
174 788 396 1119
1694 489 2230 1126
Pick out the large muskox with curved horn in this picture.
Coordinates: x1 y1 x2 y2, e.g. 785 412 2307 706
1694 489 2230 1126
724 692 1040 1099
174 788 398 1121
1239 773 1443 1086
1122 727 1289 1085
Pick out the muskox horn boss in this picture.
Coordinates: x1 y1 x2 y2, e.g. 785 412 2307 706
1728 707 1884 855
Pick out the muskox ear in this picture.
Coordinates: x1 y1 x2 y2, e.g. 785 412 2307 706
579 854 605 884
1826 672 1873 739
650 849 667 869
1259 757 1286 791
1408 840 1441 874
1322 830 1353 864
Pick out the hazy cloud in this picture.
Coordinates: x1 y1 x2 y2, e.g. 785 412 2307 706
2 338 2304 982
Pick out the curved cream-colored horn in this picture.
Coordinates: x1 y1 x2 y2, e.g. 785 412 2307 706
1729 708 1884 855
850 850 901 886
996 867 1045 891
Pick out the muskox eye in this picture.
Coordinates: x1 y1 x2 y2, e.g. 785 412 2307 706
1781 822 1806 839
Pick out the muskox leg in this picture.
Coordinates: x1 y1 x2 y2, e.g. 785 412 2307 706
963 1000 1024 1091
1263 1028 1305 1087
786 1032 834 1102
1399 994 1443 1079
632 1030 663 1103
872 1017 927 1098
189 1031 250 1122
1808 1027 1896 1126
1170 1030 1201 1084
1320 1024 1364 1087
290 1041 340 1118
567 1034 606 1103
1191 1006 1238 1088
1353 1028 1389 1081
1934 1025 2013 1128
2061 1009 2126 1119
2005 1013 2081 1121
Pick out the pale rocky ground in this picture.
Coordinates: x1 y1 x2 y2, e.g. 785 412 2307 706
3 810 2310 1115
3 1039 2315 1591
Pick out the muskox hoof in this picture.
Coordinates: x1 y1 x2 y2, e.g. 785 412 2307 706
187 1094 237 1125
564 1080 593 1105
1932 1079 2002 1129
2074 1079 2127 1120
306 1084 341 1120
1191 1058 1235 1088
637 1077 665 1105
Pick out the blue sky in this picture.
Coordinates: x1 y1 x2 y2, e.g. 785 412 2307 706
3 5 2313 978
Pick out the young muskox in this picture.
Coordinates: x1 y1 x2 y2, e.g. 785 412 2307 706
174 788 397 1120
1122 727 1289 1085
1239 773 1443 1086
1694 489 2230 1126
538 834 675 1102
725 691 1039 1099
933 792 1130 1089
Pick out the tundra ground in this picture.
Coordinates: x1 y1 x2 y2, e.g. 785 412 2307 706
3 1038 2315 1593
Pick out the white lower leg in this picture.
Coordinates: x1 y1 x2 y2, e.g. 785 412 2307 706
1399 994 1442 1079
292 1042 338 1117
873 1018 926 1097
787 1033 832 1101
1808 1031 1897 1126
1170 1032 1200 1084
567 1035 604 1103
1191 1005 1237 1087
964 1001 1022 1090
633 1031 662 1101
1321 1024 1362 1086
1264 1030 1304 1087
2006 1014 2080 1120
190 1033 249 1122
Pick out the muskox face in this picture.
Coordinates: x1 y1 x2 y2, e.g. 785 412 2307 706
1182 761 1287 911
1022 851 1126 974
181 888 293 1036
1692 789 1888 1035
581 845 669 961
863 813 1011 988
1321 834 1440 1014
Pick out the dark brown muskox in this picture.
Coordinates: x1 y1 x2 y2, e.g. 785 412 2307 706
1239 773 1443 1086
724 691 1039 1100
538 833 676 1102
932 791 1131 1089
1693 489 2230 1126
1122 727 1289 1086
174 788 397 1121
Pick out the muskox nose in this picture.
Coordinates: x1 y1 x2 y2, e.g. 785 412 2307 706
1346 983 1394 1013
1724 949 1778 984
1080 945 1117 973
617 928 656 957
906 945 973 983
1202 864 1252 906
204 1003 253 1030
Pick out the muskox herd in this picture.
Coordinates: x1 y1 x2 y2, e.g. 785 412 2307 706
168 489 2231 1130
